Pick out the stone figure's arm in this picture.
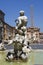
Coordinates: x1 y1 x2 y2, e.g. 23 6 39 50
15 18 22 29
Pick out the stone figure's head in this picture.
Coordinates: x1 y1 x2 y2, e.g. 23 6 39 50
20 10 24 16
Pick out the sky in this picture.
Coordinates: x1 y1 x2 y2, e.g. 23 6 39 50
0 0 43 32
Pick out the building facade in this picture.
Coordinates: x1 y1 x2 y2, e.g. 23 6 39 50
39 32 43 43
0 10 14 40
27 27 40 43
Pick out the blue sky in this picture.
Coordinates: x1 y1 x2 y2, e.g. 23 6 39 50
0 0 43 32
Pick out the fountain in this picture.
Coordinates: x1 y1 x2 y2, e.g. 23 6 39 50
6 10 32 61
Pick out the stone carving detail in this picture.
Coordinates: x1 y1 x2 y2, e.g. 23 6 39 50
6 10 32 61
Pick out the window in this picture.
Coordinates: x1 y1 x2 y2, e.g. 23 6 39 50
0 20 3 27
36 34 38 38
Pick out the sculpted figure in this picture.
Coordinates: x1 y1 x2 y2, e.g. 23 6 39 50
15 10 28 29
6 10 32 61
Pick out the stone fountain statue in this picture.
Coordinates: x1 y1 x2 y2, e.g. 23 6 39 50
0 40 6 51
6 10 32 61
